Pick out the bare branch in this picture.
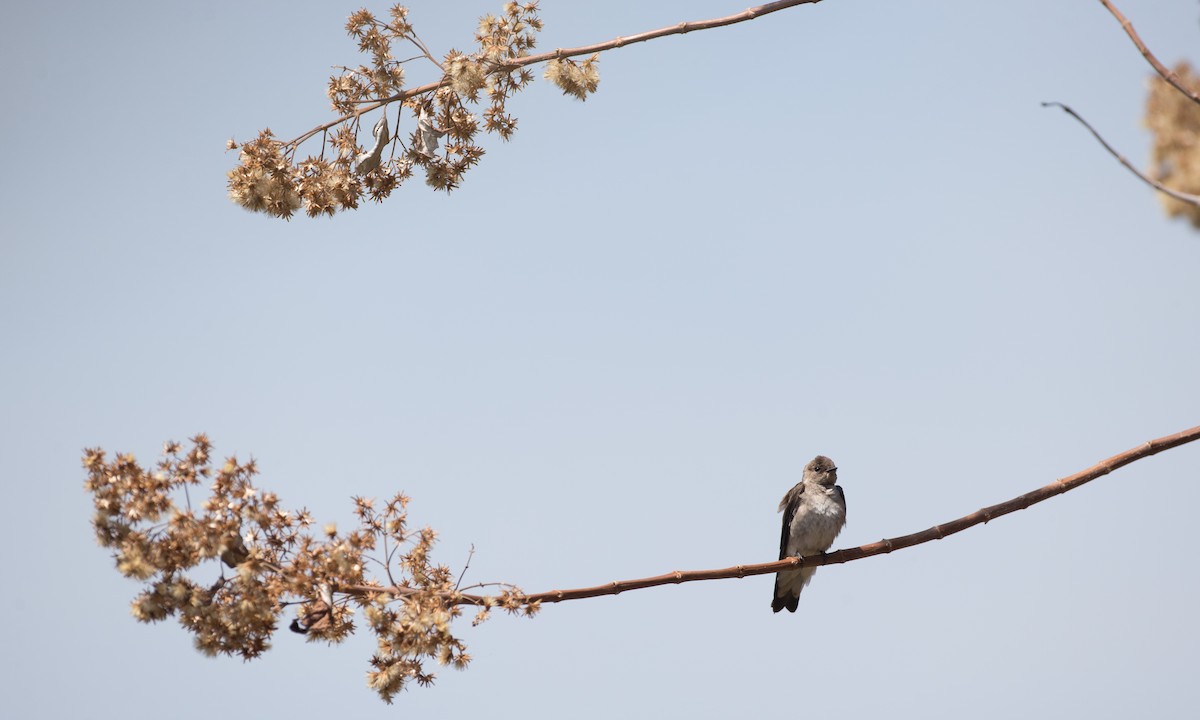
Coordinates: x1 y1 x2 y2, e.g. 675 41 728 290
398 24 443 70
1042 101 1200 207
344 423 1200 606
1099 0 1200 106
454 544 475 591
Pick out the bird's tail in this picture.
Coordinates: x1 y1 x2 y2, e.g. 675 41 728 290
771 572 801 613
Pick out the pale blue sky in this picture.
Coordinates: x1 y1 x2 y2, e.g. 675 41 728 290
3 1 1199 717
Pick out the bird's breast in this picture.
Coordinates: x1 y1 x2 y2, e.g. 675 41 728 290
787 488 847 555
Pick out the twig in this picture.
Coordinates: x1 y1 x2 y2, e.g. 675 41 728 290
283 0 823 148
380 531 397 587
339 423 1200 606
403 27 443 71
1099 0 1200 106
457 581 522 593
454 544 475 592
1042 101 1200 207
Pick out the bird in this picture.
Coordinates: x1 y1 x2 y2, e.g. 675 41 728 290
772 455 847 613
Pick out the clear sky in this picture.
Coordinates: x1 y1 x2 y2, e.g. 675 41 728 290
3 1 1198 717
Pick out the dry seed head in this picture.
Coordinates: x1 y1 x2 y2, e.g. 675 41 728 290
1144 62 1200 228
445 52 487 98
543 54 600 100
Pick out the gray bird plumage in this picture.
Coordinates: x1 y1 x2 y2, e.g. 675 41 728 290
772 455 847 613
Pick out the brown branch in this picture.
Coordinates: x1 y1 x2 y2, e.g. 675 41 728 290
504 0 823 64
400 25 444 71
1099 0 1200 106
1042 101 1200 207
518 424 1200 603
341 424 1200 606
284 0 822 148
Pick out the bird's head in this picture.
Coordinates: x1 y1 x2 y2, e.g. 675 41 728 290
804 455 838 488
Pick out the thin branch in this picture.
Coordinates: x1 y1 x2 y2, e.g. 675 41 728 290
284 0 822 148
1042 101 1200 207
332 64 378 81
339 423 1200 606
454 544 475 592
457 581 522 593
380 530 398 587
505 0 823 65
1099 0 1200 106
403 27 443 71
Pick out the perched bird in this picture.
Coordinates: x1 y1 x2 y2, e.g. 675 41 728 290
772 455 847 613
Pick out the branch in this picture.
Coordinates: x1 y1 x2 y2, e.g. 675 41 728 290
346 423 1200 606
87 426 1200 701
404 27 444 71
285 0 822 148
1042 101 1200 207
506 0 823 64
1099 0 1200 106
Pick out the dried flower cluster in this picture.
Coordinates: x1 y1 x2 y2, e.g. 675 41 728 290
83 434 535 703
543 54 601 100
227 2 583 219
1144 62 1200 227
226 131 304 218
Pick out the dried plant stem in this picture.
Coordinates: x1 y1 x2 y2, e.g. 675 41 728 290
404 27 443 70
345 423 1200 606
454 544 475 591
508 0 823 63
286 0 822 148
1042 101 1200 207
1099 0 1200 106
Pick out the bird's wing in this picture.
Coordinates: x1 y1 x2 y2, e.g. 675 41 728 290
778 484 804 560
